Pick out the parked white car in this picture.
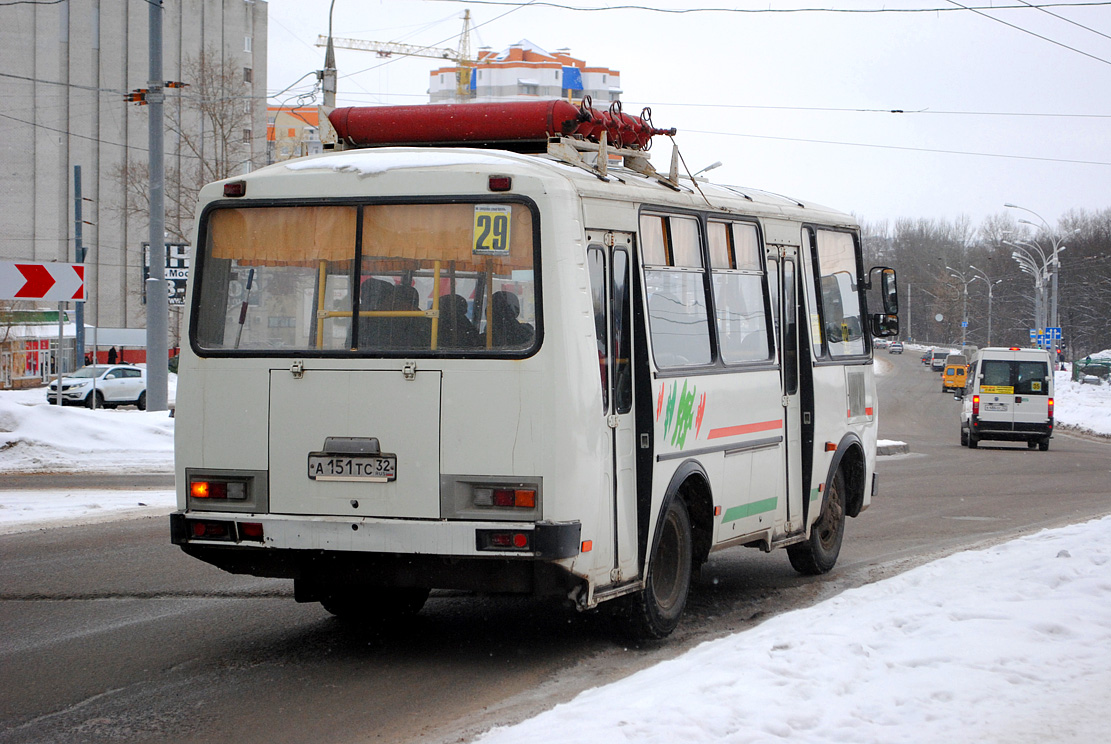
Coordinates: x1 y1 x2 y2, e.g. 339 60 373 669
46 364 147 409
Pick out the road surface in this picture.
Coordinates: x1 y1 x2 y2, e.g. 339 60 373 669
1 351 1108 743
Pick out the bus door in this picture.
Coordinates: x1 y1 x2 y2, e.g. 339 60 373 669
587 232 639 581
767 246 805 535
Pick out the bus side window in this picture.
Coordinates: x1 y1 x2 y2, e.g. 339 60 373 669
587 247 609 411
640 214 712 369
812 230 866 358
708 221 771 364
613 248 632 413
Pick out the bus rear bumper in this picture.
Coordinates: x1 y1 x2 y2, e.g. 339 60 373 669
170 512 582 594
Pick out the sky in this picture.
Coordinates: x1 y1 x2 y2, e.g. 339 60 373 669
1 365 1110 741
264 1 1111 231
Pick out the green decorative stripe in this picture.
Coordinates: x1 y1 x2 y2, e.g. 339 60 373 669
810 488 821 502
722 497 778 523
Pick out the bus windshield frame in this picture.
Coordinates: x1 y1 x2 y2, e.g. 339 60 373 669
189 197 542 359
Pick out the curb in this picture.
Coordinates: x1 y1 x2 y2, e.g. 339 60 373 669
877 442 910 456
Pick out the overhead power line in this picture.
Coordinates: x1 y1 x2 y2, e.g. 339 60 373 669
686 127 1111 167
624 100 1111 120
944 0 1111 66
431 1 1111 14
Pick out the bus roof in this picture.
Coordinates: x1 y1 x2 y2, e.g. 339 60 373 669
211 146 857 228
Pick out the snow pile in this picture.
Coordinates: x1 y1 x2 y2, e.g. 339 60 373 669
477 516 1111 744
0 383 175 474
0 489 175 535
1055 365 1111 438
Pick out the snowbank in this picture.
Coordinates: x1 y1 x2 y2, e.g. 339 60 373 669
477 516 1111 744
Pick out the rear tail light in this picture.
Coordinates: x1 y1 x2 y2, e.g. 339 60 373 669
1048 397 1054 419
189 479 247 500
972 394 980 416
473 487 537 509
476 529 532 552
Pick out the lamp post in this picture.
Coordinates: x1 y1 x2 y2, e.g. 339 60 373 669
1004 204 1078 355
1005 240 1051 334
945 266 976 348
968 264 1003 346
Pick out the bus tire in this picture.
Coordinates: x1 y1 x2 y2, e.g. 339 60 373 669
619 496 693 640
320 587 430 623
968 432 979 449
1038 438 1050 452
788 468 846 575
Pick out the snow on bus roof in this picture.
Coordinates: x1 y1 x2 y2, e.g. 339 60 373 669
284 149 520 177
279 147 848 219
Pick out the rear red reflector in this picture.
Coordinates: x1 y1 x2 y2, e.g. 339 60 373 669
239 522 265 541
476 530 532 552
189 519 233 541
224 180 246 197
488 175 512 192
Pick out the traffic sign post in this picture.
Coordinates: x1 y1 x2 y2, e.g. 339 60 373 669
1 261 86 405
0 262 86 302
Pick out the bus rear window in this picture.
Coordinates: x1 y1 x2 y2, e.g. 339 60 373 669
193 202 538 355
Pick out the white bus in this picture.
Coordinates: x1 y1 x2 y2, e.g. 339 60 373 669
172 104 899 639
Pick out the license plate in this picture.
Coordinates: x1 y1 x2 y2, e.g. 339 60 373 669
308 454 397 482
984 402 1007 412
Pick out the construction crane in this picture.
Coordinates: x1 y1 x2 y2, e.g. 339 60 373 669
315 10 475 99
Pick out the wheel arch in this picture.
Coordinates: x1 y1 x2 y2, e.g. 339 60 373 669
651 459 714 573
825 433 867 519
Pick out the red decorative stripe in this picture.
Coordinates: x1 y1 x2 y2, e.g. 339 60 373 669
707 419 782 439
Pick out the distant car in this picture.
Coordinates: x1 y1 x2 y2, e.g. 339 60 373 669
873 338 888 348
46 364 147 409
930 350 950 371
888 342 904 354
921 350 932 365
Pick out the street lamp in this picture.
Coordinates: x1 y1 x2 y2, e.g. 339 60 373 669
968 264 1003 346
945 266 976 348
1004 204 1079 354
1004 240 1051 333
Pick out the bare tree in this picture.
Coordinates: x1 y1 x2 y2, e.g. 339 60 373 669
112 50 260 243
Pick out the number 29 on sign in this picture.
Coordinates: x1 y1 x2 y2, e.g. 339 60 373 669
473 205 511 255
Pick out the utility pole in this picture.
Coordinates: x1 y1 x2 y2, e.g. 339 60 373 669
74 166 85 365
146 1 168 411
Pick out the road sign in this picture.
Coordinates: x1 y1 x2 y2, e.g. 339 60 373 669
142 242 190 306
0 261 85 301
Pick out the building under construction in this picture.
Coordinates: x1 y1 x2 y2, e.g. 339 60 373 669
429 40 621 104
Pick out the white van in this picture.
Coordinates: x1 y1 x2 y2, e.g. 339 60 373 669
959 347 1054 450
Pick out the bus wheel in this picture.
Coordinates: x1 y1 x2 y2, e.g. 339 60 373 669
620 497 693 640
1038 438 1050 452
968 432 979 449
788 469 846 575
320 587 430 623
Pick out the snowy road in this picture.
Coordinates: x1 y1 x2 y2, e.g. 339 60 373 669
1 357 1109 742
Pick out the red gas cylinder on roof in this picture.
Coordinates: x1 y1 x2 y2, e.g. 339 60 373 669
328 98 675 151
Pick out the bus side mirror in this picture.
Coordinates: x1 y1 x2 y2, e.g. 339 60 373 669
870 313 899 338
867 266 899 314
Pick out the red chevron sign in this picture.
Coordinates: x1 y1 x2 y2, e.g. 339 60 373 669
0 261 86 301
